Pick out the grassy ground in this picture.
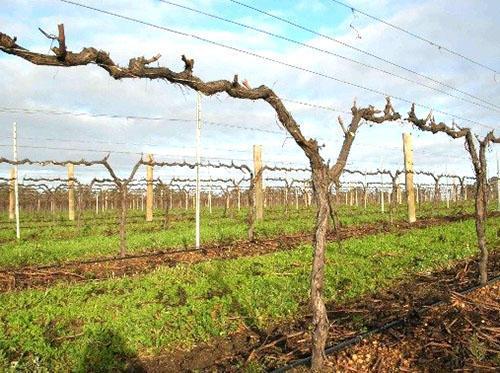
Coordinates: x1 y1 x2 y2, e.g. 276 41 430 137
0 217 497 371
0 201 482 268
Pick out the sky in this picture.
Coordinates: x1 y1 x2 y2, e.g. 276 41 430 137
0 0 499 188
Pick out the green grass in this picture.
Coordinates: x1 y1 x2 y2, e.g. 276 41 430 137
0 217 498 371
0 201 483 268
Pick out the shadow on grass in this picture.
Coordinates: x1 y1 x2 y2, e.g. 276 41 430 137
79 328 145 373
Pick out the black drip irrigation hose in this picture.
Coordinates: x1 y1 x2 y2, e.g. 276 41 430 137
272 274 500 372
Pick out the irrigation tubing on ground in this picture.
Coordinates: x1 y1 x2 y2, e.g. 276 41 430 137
271 274 500 372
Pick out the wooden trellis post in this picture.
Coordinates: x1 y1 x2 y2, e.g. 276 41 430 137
403 133 416 223
67 163 75 221
146 153 154 222
253 145 264 221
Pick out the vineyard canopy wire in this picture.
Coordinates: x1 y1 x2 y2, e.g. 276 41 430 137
7 0 492 131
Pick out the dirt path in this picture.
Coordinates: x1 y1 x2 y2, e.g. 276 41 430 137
134 251 499 372
0 213 491 292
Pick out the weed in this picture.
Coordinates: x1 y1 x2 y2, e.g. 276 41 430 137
469 334 486 361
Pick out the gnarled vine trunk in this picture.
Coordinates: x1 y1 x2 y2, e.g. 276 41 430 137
408 104 498 285
390 178 398 223
471 139 490 285
119 185 128 258
163 188 170 229
310 165 330 370
474 174 488 284
433 178 441 207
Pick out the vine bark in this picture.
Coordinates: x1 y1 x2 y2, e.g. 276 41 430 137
407 104 498 284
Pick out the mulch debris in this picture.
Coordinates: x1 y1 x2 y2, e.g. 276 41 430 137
134 251 499 372
324 283 500 372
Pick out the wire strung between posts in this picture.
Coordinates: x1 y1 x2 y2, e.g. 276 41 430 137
0 106 286 135
18 136 253 155
162 0 500 113
229 0 500 107
0 155 110 167
0 144 308 167
327 0 500 76
55 0 496 131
